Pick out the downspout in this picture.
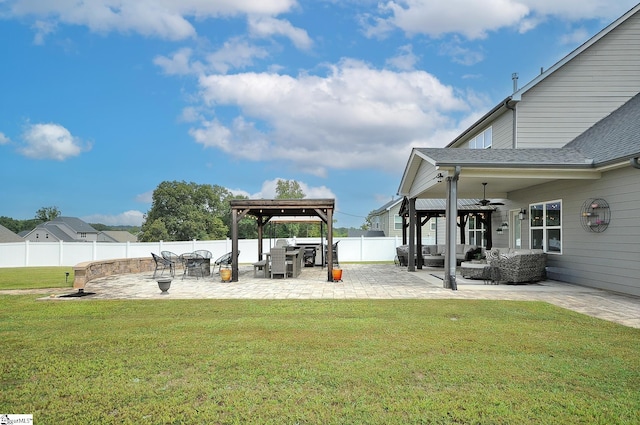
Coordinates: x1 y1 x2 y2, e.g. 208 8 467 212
444 166 461 290
631 157 640 169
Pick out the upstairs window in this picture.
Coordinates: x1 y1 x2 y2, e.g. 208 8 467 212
469 127 492 149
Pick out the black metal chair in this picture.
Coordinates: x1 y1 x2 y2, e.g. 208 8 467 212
152 252 174 278
213 251 240 274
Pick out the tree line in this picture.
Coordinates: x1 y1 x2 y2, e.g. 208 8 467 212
2 180 355 241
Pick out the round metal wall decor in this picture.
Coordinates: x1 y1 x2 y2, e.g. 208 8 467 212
580 198 610 233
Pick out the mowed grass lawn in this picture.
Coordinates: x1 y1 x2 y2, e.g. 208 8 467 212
1 269 639 424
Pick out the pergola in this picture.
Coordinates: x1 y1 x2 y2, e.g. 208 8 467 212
398 197 496 270
229 199 336 282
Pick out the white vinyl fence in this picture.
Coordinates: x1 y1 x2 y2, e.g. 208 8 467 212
0 236 415 268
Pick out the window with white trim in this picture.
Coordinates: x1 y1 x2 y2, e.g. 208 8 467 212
394 215 403 230
467 215 486 247
469 127 492 149
529 200 562 254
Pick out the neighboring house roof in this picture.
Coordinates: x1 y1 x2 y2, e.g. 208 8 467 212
24 216 99 242
347 230 386 237
98 231 138 242
0 224 23 242
370 198 402 215
49 216 98 234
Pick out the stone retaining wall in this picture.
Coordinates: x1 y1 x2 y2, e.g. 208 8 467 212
73 257 154 289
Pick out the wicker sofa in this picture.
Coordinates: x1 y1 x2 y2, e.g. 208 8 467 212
487 248 547 284
396 244 481 267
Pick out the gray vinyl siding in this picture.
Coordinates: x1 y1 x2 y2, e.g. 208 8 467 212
517 12 640 148
488 112 513 149
509 166 640 296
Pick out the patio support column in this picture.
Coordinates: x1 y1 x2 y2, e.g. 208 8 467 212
444 167 460 290
326 208 334 282
408 197 416 272
231 208 239 282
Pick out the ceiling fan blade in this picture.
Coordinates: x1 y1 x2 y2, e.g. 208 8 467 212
490 201 504 206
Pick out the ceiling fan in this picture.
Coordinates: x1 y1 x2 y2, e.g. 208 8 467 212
476 182 504 206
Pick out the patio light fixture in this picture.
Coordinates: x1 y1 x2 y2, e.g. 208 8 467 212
518 208 527 220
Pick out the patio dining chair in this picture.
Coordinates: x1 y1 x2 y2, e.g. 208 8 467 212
161 251 181 272
152 252 174 278
270 247 291 279
213 251 240 274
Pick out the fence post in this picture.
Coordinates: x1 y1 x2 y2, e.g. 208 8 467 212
24 240 30 266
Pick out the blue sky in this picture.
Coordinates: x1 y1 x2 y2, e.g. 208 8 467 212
1 1 637 228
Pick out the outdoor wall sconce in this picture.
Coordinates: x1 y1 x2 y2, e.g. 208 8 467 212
518 208 527 220
496 227 503 235
501 222 509 229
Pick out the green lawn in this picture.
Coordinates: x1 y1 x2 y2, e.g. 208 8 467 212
0 266 74 289
1 296 638 424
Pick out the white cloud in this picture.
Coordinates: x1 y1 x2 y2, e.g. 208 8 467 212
248 15 313 50
82 210 145 226
154 39 270 76
0 132 10 145
559 27 589 45
373 0 530 39
19 123 91 160
386 44 419 70
135 190 154 204
365 0 639 40
6 0 298 41
190 59 474 176
247 178 336 199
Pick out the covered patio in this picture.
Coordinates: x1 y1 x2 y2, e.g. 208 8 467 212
229 199 336 282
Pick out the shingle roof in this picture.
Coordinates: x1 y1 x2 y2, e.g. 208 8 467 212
415 147 592 168
417 91 640 169
565 92 640 166
50 216 98 233
0 224 23 242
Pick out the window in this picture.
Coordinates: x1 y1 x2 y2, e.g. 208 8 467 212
529 200 562 254
80 232 87 238
467 215 487 247
469 127 492 149
394 215 403 230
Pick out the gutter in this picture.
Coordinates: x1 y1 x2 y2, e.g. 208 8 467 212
631 157 640 169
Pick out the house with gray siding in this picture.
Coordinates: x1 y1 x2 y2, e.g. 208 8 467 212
398 4 640 296
22 216 99 242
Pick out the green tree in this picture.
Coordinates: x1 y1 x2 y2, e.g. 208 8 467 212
275 179 304 199
274 179 306 237
35 206 61 222
362 210 376 230
139 181 231 242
